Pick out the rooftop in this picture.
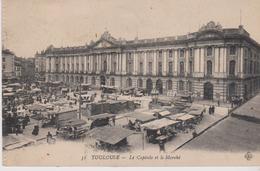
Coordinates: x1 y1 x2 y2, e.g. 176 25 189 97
42 21 260 55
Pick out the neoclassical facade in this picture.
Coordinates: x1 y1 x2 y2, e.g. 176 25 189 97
44 21 260 101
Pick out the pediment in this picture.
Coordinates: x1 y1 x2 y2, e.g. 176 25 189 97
94 39 114 48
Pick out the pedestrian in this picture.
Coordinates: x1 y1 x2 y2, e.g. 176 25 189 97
47 132 52 143
159 140 165 152
212 105 215 114
32 125 39 136
15 124 20 135
112 117 115 126
208 106 211 115
22 119 27 129
192 130 198 138
217 100 220 107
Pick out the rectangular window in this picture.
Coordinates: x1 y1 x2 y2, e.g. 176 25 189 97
189 61 193 74
148 62 152 74
189 49 193 57
229 46 236 55
158 62 162 75
3 57 5 62
168 62 173 74
180 49 184 58
206 47 213 56
159 50 162 58
139 62 143 74
244 59 247 74
169 50 173 58
3 64 5 69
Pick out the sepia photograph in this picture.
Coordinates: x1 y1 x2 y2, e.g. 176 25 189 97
1 0 260 167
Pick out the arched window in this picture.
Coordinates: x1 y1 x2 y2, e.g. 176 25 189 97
178 80 184 91
55 75 59 81
126 78 132 87
137 79 143 88
207 60 212 75
180 62 184 75
80 76 84 83
66 75 69 83
187 81 192 92
229 60 236 75
91 77 96 85
167 80 172 90
110 78 115 86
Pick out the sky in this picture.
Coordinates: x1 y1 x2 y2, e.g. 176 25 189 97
2 0 260 57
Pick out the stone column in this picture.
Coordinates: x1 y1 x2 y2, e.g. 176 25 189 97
153 51 157 76
144 51 147 75
185 49 189 75
163 50 167 76
122 53 126 74
200 48 204 74
239 47 244 77
174 50 178 75
133 52 137 75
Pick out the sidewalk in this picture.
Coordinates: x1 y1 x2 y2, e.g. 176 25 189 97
3 119 57 151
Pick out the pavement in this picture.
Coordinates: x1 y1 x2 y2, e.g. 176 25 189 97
3 118 56 150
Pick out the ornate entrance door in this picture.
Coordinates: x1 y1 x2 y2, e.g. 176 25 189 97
146 79 153 95
156 79 163 94
204 82 213 100
100 75 106 85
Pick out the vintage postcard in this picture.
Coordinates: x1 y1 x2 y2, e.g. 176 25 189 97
2 0 260 167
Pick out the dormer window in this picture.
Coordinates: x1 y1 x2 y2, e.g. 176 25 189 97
206 47 213 56
229 46 236 55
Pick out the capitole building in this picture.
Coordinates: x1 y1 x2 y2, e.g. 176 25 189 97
44 21 260 101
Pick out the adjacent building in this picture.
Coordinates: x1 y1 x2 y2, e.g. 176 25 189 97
2 49 22 82
35 51 46 81
2 49 36 83
44 21 260 101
